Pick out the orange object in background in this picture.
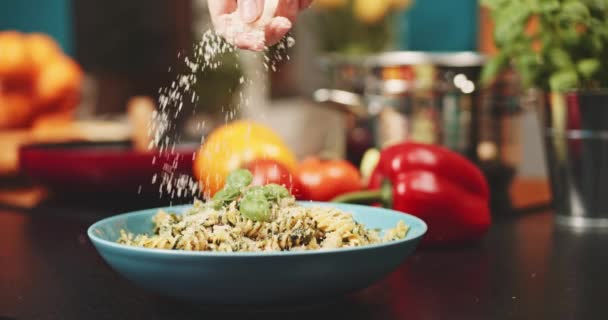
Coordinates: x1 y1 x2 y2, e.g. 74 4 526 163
35 55 82 108
478 7 497 56
0 31 29 79
0 31 83 130
0 31 83 177
0 93 32 129
194 121 298 197
25 33 62 70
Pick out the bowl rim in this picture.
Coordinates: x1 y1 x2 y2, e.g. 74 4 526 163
87 201 427 258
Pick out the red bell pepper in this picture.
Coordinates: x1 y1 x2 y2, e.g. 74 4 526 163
333 142 491 246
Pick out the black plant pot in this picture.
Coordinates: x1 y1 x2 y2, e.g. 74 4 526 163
538 89 608 228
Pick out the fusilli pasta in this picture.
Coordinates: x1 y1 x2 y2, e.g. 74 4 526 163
118 197 409 252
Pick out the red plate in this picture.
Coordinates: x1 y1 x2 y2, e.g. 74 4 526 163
19 141 197 195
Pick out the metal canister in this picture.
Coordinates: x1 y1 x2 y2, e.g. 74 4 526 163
538 90 608 228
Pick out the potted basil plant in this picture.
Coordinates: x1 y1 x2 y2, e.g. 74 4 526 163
481 0 608 228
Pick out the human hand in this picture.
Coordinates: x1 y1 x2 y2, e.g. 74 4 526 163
208 0 313 51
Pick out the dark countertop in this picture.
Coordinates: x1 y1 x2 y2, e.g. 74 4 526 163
1 199 606 320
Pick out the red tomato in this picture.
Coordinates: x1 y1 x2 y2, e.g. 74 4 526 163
295 157 362 201
244 159 304 199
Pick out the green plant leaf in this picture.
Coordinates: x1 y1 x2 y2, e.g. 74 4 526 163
539 0 560 12
515 53 541 87
493 3 530 46
561 1 591 21
561 28 582 46
590 33 605 52
525 0 541 12
485 0 608 90
577 59 601 78
582 0 607 12
481 52 509 86
549 70 579 91
481 0 511 10
549 48 573 68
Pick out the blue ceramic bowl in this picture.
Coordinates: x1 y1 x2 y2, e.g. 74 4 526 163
88 202 427 305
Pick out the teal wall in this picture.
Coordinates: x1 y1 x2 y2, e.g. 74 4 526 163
397 0 479 52
0 0 478 55
0 0 73 55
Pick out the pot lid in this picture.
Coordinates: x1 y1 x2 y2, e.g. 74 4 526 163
365 51 486 68
319 51 486 68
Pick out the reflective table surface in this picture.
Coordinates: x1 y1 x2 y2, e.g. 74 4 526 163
1 198 606 320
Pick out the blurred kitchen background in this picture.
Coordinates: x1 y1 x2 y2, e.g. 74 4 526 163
0 0 551 211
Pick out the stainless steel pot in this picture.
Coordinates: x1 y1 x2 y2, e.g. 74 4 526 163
314 51 487 162
314 51 525 215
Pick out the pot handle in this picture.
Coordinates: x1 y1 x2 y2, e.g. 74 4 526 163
313 89 369 119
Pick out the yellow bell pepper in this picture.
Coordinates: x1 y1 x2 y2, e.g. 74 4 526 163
194 120 297 197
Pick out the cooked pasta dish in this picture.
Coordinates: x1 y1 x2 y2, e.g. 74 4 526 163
118 169 409 252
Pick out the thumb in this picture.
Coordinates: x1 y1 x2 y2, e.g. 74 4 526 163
238 0 265 23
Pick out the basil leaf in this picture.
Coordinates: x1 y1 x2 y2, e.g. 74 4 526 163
212 187 241 209
225 169 253 189
263 184 291 202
